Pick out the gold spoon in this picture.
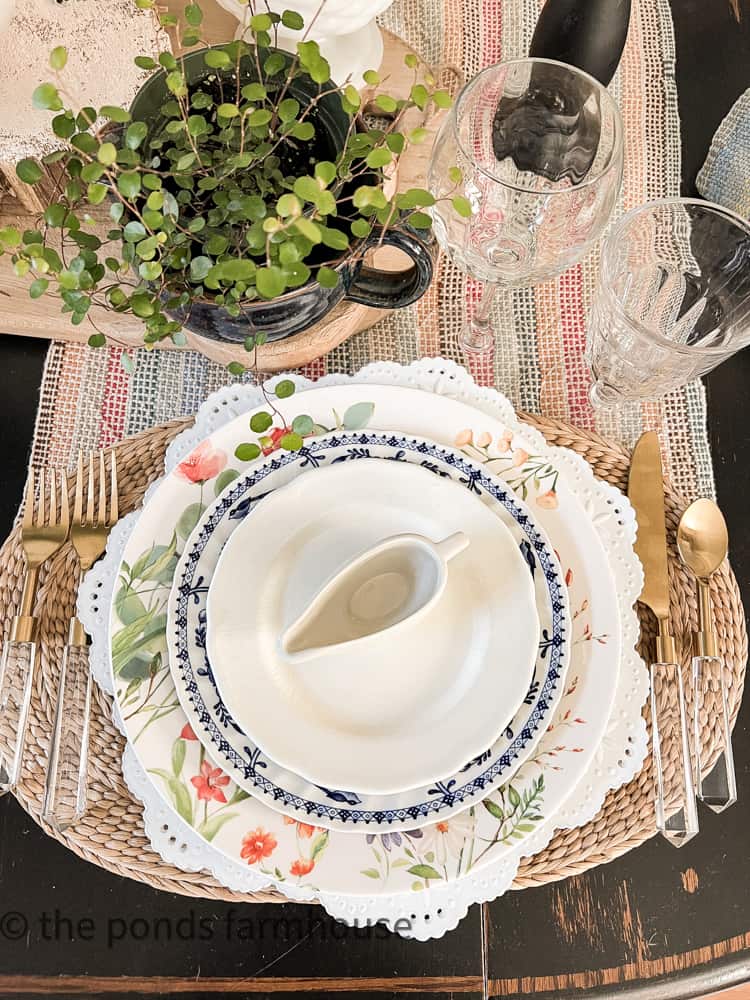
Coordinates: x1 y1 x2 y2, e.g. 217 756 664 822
676 498 736 812
676 498 728 658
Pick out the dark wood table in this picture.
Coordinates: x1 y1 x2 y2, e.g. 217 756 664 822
0 1 748 996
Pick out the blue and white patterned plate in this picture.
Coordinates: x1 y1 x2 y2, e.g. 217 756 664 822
167 431 571 832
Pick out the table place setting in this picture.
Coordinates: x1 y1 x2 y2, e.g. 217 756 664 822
0 0 746 951
0 358 742 941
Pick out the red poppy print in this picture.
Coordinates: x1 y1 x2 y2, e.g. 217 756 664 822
180 723 198 741
175 441 227 484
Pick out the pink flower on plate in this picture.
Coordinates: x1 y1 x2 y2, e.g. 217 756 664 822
290 858 315 877
175 441 227 484
475 431 492 449
497 431 513 453
454 429 473 447
512 448 530 468
537 489 559 510
190 760 230 803
180 723 198 741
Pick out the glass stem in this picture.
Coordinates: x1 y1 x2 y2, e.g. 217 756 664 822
460 283 497 354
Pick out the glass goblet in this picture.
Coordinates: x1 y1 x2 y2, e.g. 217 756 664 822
428 58 624 354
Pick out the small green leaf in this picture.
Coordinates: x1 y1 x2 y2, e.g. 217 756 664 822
16 159 43 185
214 468 239 495
217 102 240 118
184 3 203 25
361 868 380 879
171 735 186 777
189 256 212 281
281 9 304 29
280 432 303 451
375 94 398 113
117 171 141 199
97 142 117 165
250 411 273 433
204 49 232 70
125 121 148 150
317 266 339 289
29 278 49 299
88 333 106 348
452 195 473 218
407 864 442 880
176 501 204 539
342 401 374 430
292 414 313 436
482 797 505 820
363 70 380 85
32 82 62 111
366 148 392 168
100 105 131 123
227 361 245 377
50 46 68 70
234 442 261 461
433 89 452 109
448 166 462 185
404 52 418 69
198 811 239 842
274 379 295 399
255 265 285 299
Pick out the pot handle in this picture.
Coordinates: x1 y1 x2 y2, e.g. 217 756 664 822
345 227 435 309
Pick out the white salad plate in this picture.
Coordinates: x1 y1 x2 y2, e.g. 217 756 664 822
204 457 541 795
85 360 646 940
168 432 568 829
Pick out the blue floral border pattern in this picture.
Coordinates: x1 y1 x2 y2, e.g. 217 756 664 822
172 432 568 825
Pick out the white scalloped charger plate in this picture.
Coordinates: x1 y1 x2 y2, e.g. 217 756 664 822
83 359 646 940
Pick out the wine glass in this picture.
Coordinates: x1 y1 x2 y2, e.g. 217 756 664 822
428 58 624 353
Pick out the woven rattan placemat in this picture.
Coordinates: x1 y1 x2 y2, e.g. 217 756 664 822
0 413 745 902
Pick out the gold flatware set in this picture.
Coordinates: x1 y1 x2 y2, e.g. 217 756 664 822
0 451 118 832
629 431 736 848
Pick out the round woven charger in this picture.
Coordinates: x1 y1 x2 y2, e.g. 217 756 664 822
0 414 745 903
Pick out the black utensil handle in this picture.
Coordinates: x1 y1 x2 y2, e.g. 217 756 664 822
345 227 434 309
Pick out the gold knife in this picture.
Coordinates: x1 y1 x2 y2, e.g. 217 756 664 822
628 431 676 664
628 430 698 845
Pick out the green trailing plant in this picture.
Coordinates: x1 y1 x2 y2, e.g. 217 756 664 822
0 1 467 368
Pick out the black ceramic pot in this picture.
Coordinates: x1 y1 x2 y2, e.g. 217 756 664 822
128 47 435 344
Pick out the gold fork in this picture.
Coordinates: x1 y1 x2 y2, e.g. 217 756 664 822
0 469 69 793
42 450 118 832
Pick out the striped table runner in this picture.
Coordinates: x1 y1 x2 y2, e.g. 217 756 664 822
28 0 715 501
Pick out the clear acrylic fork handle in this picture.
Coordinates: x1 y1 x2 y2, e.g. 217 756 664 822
42 640 91 832
0 639 36 793
650 661 699 846
692 655 737 813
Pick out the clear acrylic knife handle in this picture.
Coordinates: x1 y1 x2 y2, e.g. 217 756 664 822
650 661 699 846
0 639 37 793
692 655 737 813
42 640 91 832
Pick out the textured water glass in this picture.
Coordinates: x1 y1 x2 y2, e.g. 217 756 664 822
587 199 750 405
428 58 623 353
